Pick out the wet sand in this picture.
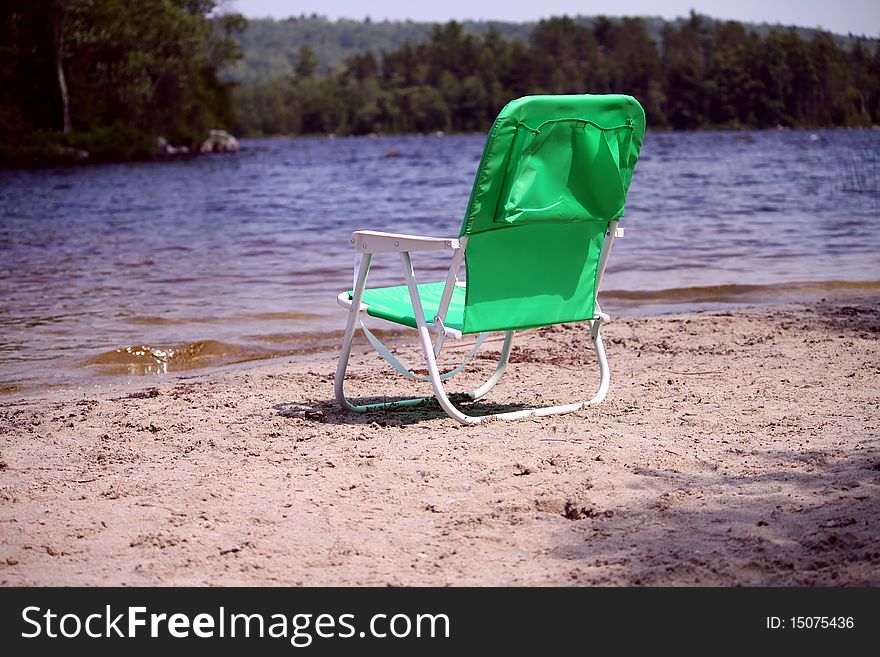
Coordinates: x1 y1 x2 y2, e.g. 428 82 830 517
1 298 878 586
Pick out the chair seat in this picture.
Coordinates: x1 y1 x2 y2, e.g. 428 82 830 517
352 282 466 331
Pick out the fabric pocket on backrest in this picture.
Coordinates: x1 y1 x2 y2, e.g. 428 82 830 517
495 119 632 226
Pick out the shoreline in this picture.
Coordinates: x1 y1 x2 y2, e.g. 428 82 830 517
4 278 880 400
6 124 879 171
1 297 878 585
242 124 880 142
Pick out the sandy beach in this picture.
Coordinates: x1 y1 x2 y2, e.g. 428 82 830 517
1 297 878 586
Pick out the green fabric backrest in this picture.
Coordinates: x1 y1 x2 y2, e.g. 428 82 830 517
458 94 646 334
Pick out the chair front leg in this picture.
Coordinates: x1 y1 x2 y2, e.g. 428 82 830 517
335 252 372 411
400 251 481 424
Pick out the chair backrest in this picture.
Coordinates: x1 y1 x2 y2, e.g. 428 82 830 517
457 94 646 334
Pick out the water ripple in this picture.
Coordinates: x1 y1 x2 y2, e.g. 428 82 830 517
0 129 878 391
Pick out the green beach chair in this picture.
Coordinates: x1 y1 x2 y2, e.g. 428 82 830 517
335 94 646 424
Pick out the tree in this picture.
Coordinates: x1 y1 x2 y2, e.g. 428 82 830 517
600 18 662 123
393 86 450 132
294 44 317 78
705 21 753 125
530 16 599 92
230 14 880 136
810 31 854 125
50 0 73 133
1 0 246 164
661 12 712 129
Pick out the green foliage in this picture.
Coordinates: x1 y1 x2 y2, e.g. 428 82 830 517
66 121 158 161
224 14 873 84
294 45 318 78
230 14 880 138
223 16 534 83
4 6 879 166
1 0 246 166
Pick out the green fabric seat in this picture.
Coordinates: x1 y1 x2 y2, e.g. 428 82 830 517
355 282 466 331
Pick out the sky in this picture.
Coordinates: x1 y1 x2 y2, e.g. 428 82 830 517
227 1 880 37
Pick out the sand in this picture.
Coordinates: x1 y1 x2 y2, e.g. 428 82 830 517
1 298 878 586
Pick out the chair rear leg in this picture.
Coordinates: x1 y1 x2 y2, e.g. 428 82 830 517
418 321 610 424
585 320 610 406
465 330 514 400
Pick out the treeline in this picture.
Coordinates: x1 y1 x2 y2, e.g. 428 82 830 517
226 15 870 84
0 0 245 166
3 7 879 168
234 14 880 137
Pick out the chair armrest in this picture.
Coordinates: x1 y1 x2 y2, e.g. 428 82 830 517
352 230 460 254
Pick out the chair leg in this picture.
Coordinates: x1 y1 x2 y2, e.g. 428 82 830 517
334 253 371 412
585 320 610 406
415 320 610 425
337 249 610 423
409 324 480 424
334 316 370 413
336 322 608 423
335 308 438 412
465 330 514 400
335 330 510 414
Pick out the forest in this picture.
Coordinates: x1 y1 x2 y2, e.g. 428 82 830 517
232 14 880 136
0 0 245 165
227 14 868 82
1 3 878 166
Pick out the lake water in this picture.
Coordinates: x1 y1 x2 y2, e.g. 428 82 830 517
1 129 879 393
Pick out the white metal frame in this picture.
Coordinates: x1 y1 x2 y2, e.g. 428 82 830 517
334 223 623 425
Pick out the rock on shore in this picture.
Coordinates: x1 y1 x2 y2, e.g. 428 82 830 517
200 129 240 154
